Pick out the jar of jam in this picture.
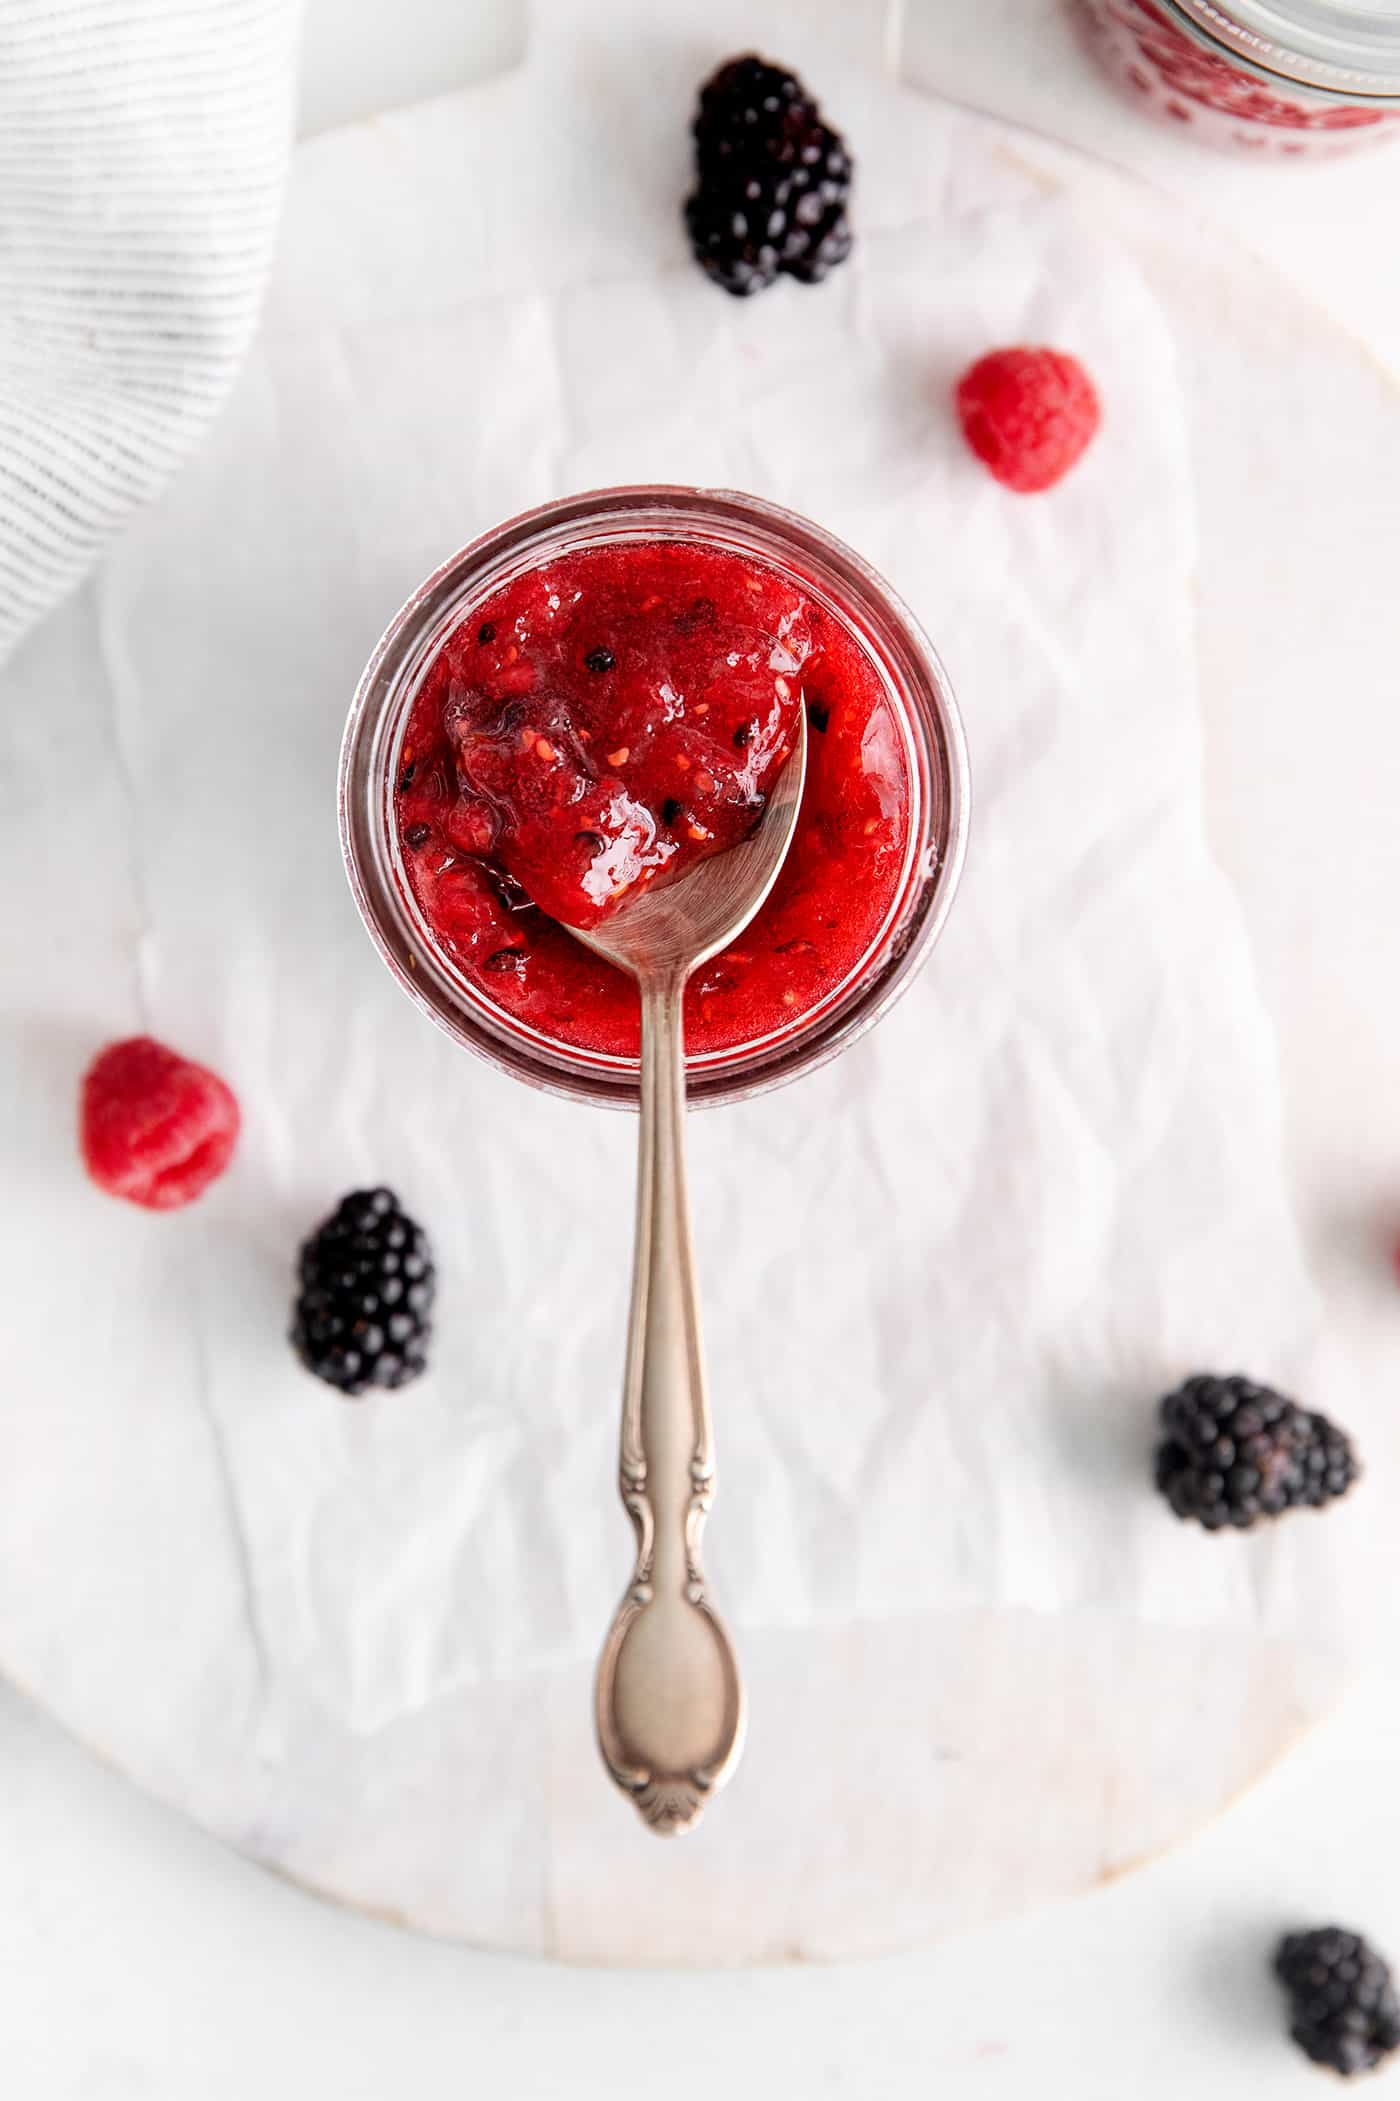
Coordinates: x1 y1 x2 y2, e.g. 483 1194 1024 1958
1076 0 1400 154
340 486 968 1108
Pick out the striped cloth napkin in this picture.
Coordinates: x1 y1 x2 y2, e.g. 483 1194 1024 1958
0 0 300 664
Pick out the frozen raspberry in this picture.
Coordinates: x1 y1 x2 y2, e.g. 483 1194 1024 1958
955 346 1101 493
80 1036 240 1210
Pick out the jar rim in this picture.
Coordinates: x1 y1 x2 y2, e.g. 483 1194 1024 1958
1165 0 1400 98
339 486 969 1109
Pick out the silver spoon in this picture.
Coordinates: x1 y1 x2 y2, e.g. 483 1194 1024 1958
565 709 808 1835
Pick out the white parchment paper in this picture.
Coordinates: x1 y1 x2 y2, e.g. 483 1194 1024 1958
0 1 1366 1959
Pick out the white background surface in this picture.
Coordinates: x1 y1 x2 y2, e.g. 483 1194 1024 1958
7 0 1400 2091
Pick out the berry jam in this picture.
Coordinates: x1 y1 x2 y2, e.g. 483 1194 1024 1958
394 541 911 1060
1077 0 1400 155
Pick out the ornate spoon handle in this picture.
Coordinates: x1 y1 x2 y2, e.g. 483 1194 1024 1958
594 971 745 1834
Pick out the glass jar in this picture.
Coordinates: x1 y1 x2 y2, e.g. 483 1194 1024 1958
1076 0 1400 153
339 486 969 1109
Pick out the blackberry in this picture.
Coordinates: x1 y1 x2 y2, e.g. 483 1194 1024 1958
683 55 853 297
1275 1928 1400 2077
292 1187 434 1397
1153 1373 1357 1531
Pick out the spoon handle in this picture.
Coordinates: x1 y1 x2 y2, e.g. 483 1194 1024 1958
595 971 745 1834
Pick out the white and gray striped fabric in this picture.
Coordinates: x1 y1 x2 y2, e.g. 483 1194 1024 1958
0 0 301 664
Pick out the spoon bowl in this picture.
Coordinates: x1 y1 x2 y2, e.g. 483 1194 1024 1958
569 707 809 981
567 709 808 1833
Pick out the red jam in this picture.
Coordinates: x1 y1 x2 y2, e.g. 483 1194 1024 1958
1077 0 1399 154
394 541 911 1059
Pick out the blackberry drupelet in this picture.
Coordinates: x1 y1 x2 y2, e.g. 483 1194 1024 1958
292 1187 435 1397
1153 1373 1357 1530
1276 1928 1400 2077
683 55 853 297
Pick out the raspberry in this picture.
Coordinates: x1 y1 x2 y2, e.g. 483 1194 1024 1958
80 1036 240 1210
955 346 1101 493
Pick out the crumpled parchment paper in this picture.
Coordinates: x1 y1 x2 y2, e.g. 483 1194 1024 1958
0 0 1361 1961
